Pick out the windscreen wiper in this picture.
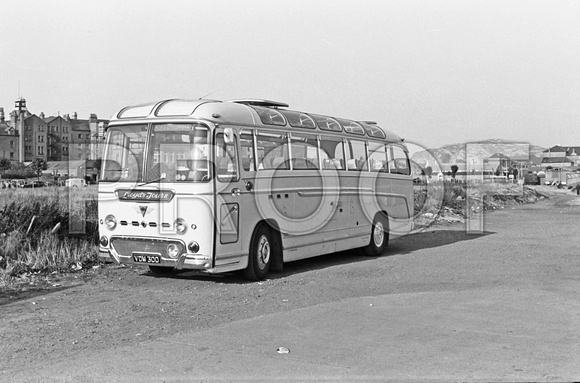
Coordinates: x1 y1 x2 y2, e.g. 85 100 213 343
138 174 166 187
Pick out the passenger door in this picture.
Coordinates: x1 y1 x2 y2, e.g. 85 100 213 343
213 127 247 267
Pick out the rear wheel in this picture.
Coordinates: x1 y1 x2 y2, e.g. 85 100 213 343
363 213 389 256
244 224 272 281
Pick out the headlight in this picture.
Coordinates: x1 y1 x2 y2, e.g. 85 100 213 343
166 244 180 258
100 236 109 247
174 218 187 235
104 215 117 231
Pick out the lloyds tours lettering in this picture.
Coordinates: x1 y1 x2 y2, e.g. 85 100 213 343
116 189 174 202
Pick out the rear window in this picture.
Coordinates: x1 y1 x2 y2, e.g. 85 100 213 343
389 145 410 175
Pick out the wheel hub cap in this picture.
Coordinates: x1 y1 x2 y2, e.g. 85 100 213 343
373 222 384 247
257 235 270 268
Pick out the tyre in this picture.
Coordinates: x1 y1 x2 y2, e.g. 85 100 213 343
148 265 177 275
363 213 389 256
244 224 272 281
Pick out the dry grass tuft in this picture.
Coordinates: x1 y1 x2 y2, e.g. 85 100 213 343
0 186 98 284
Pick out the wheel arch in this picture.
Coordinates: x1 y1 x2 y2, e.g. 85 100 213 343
377 209 390 232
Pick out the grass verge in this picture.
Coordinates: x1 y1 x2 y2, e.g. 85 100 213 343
0 186 98 288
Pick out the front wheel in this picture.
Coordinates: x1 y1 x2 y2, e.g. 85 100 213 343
363 213 389 256
244 225 272 281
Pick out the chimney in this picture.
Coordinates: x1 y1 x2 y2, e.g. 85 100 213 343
72 112 78 119
10 110 17 126
0 107 4 123
40 112 45 119
64 114 70 121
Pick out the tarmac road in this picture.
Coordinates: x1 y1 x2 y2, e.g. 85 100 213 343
1 191 579 382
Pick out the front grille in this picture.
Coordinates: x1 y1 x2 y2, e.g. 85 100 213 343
120 220 169 228
110 237 185 257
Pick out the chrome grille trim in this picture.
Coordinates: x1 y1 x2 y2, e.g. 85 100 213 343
110 236 186 258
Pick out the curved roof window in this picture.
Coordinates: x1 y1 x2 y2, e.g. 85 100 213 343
310 114 342 132
251 106 286 126
281 110 316 129
117 103 157 119
336 118 365 135
360 123 386 139
155 100 201 117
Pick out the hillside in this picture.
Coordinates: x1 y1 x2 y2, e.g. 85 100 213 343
411 139 546 169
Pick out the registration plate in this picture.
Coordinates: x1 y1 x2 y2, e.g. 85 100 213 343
132 253 161 264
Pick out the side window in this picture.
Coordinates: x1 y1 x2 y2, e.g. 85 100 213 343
290 134 319 169
215 133 239 182
319 136 345 170
346 140 368 171
240 130 255 171
389 145 410 175
256 132 289 170
368 142 389 172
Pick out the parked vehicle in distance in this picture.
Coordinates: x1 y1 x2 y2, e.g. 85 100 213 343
10 179 26 188
21 181 46 188
524 172 541 185
65 178 86 187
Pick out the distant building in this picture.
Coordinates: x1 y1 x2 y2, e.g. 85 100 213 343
487 153 513 175
46 160 88 179
23 113 50 162
43 115 70 161
0 107 19 161
1 98 108 165
541 145 580 168
68 113 108 161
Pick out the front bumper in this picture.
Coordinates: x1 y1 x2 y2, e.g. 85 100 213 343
100 235 212 270
101 249 212 270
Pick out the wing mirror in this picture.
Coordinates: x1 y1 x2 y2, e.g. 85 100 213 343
224 128 234 145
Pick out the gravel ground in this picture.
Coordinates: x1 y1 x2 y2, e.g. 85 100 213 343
1 184 577 376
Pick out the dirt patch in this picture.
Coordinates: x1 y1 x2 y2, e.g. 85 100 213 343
414 184 557 228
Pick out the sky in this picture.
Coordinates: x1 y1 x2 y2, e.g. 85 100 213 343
1 0 579 150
